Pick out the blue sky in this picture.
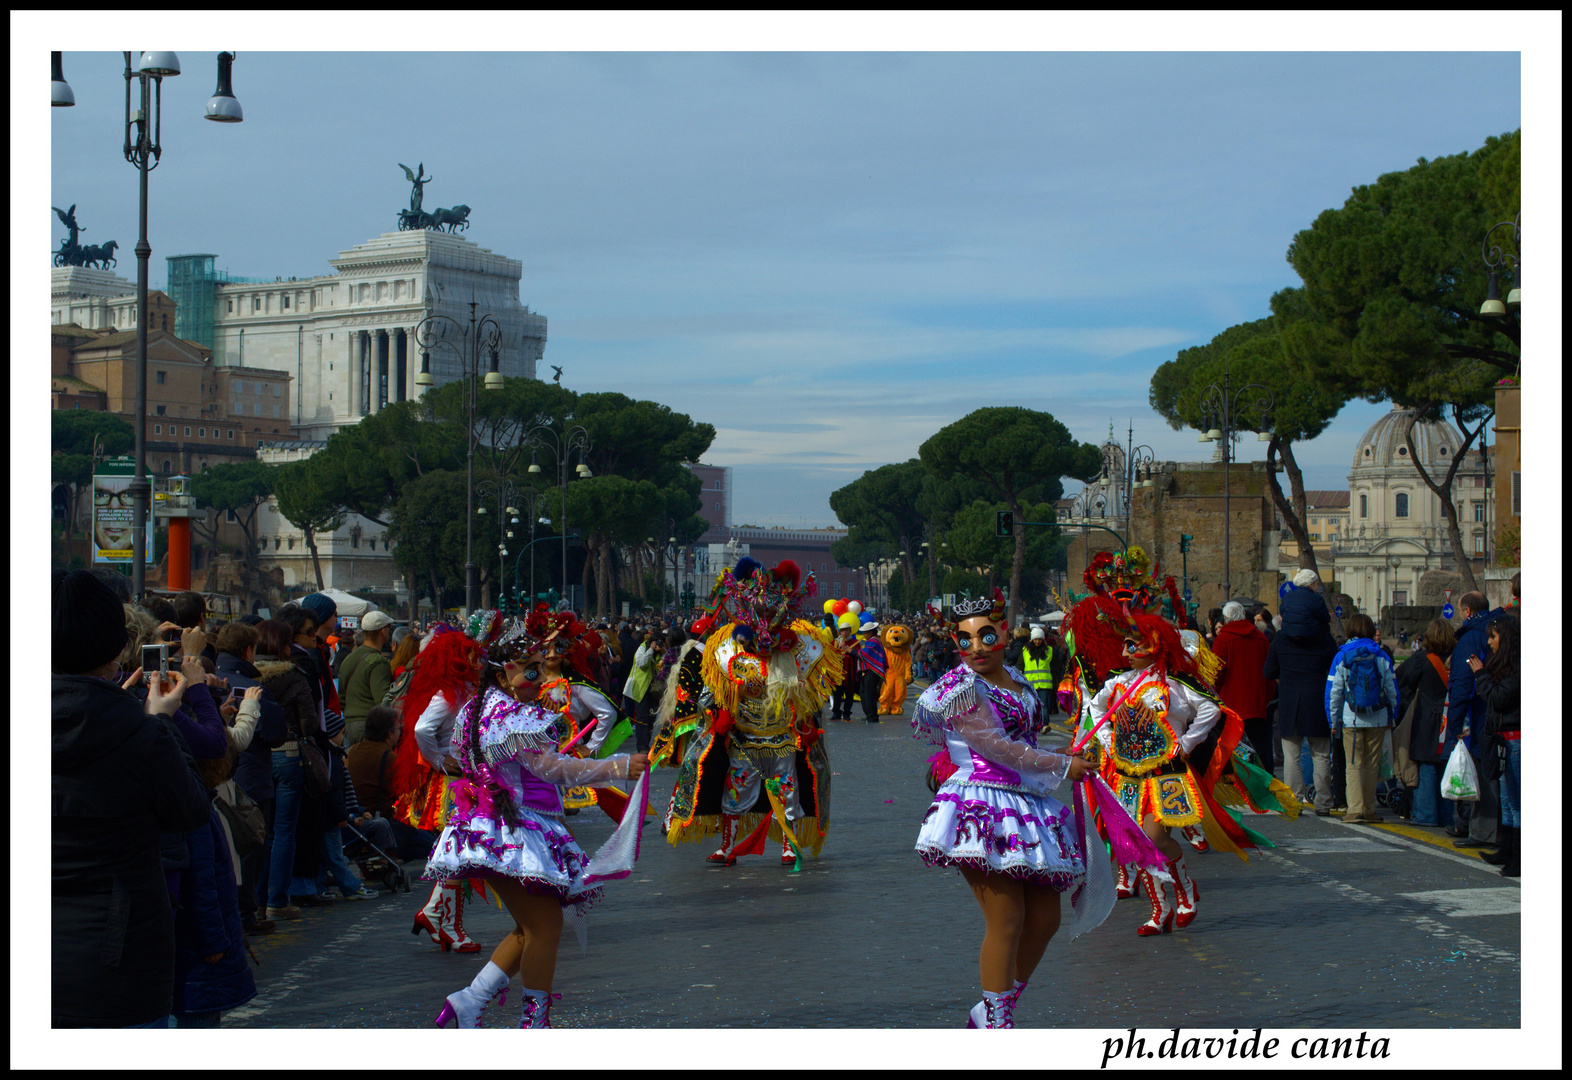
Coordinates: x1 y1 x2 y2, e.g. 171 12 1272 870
31 21 1538 529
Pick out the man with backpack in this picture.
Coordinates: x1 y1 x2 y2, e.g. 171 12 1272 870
1326 613 1400 824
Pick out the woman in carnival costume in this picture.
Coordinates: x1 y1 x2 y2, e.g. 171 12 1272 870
665 558 843 866
912 589 1125 1029
522 603 636 819
1064 550 1299 938
388 611 505 954
431 619 651 1028
649 623 709 777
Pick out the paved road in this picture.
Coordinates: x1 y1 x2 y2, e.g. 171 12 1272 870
228 685 1519 1029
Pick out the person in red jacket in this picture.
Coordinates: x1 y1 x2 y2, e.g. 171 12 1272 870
1212 602 1275 772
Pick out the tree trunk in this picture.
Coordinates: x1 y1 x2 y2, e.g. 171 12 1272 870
1265 436 1318 578
305 527 326 591
1401 406 1487 594
1007 499 1025 627
580 539 594 614
926 540 938 602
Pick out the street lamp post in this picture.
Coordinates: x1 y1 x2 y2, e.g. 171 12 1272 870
507 486 553 609
54 51 244 598
1124 420 1157 521
476 477 521 609
414 298 504 615
523 417 591 611
1197 358 1274 600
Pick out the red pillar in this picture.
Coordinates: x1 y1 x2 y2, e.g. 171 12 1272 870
168 517 192 591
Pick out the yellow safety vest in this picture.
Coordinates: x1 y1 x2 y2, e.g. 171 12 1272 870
1022 648 1054 690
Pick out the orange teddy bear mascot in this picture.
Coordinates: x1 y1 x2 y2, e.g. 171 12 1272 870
877 623 914 714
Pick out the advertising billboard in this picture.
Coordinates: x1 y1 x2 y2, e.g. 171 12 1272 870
93 456 154 564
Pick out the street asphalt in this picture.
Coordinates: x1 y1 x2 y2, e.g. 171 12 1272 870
227 682 1520 1029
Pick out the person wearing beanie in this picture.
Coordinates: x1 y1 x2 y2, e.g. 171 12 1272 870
52 570 213 1027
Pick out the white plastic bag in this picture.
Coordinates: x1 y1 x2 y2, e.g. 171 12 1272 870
1378 729 1395 781
1440 740 1480 802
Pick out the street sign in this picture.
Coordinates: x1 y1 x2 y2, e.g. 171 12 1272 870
1443 589 1453 602
1334 604 1344 618
1279 580 1295 599
1442 603 1454 619
942 593 955 609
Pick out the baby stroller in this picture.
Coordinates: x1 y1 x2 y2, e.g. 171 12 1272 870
343 818 412 893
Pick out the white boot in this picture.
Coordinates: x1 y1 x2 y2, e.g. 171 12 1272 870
411 882 444 944
444 881 483 953
518 988 557 1028
966 989 1014 1028
435 961 510 1028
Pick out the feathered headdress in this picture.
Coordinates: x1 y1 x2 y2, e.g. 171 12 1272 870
521 601 600 677
708 556 819 653
1081 545 1185 623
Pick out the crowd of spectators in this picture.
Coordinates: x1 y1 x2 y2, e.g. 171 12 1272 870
50 575 436 1028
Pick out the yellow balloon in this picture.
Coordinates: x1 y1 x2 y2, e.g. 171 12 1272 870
822 599 836 614
837 613 859 630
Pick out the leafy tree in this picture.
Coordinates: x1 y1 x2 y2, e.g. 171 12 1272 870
828 459 929 588
386 469 471 612
564 475 666 619
51 411 135 542
574 392 716 487
920 408 1101 625
1149 290 1351 578
272 459 345 591
1285 131 1519 590
943 499 1062 594
191 460 276 601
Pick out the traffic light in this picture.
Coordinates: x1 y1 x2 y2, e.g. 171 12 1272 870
1179 533 1193 553
996 511 1014 537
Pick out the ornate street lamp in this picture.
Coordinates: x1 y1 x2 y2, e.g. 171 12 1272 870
414 298 503 613
523 415 591 611
1480 213 1521 317
52 51 244 599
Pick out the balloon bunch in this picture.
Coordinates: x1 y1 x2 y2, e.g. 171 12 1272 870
822 597 864 633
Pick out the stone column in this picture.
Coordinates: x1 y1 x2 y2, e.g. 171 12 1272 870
359 331 371 415
394 329 407 403
371 330 387 414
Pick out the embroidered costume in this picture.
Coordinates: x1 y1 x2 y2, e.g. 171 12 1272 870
911 664 1087 889
665 558 842 865
424 686 633 913
1062 549 1298 936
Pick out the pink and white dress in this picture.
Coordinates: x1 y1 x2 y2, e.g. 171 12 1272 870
423 687 634 912
911 664 1087 890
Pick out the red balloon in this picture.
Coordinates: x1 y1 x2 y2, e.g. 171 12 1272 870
831 599 850 617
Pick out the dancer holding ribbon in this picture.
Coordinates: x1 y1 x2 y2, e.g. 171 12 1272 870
430 620 650 1029
911 589 1154 1029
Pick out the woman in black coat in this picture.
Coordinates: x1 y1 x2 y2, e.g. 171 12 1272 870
54 673 215 1027
1262 618 1339 812
1469 616 1520 876
1395 618 1455 827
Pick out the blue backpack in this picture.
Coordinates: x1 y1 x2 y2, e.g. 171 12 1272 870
1344 645 1387 712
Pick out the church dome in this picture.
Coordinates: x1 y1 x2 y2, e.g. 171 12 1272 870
1351 404 1460 473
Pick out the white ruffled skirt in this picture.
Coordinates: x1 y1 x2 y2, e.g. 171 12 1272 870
423 807 602 909
914 781 1087 890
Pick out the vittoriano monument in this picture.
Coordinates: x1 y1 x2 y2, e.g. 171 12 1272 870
397 163 470 233
53 203 120 268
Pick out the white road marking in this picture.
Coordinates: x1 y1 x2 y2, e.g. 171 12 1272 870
1326 816 1522 880
226 910 382 1023
1256 850 1519 969
1398 888 1522 917
1277 837 1390 853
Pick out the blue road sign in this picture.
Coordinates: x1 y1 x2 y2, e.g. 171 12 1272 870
1334 604 1344 618
1279 580 1296 599
1442 603 1454 619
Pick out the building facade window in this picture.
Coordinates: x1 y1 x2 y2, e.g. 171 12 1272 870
156 370 166 385
273 405 281 418
254 404 262 416
155 405 166 416
1359 494 1367 518
226 299 233 313
184 426 192 437
228 429 235 440
161 459 172 474
226 508 237 523
1394 493 1408 518
1473 502 1485 522
283 295 290 310
198 428 205 438
1474 534 1485 555
153 424 161 434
